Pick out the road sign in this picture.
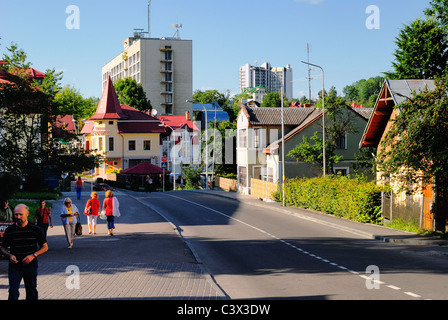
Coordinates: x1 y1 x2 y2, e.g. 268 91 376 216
161 162 168 169
161 156 167 163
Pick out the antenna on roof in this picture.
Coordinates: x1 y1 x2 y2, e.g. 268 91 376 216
306 43 313 102
173 23 182 39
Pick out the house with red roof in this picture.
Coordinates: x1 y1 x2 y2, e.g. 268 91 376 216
158 112 201 180
81 76 166 176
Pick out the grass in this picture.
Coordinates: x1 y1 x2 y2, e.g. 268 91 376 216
386 218 448 238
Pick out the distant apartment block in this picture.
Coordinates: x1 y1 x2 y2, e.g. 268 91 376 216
239 62 293 100
102 35 193 116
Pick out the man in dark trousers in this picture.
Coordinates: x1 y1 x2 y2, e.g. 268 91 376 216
0 204 48 300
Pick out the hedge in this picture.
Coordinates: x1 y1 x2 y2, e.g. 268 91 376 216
283 175 384 224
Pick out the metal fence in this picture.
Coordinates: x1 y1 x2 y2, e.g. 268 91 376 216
381 191 425 228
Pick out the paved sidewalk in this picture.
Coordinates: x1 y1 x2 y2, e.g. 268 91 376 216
0 189 227 300
198 190 448 247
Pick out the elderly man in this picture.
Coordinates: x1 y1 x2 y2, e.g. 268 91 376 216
0 204 48 300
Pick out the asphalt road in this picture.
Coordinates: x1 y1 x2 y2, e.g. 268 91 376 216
131 190 448 300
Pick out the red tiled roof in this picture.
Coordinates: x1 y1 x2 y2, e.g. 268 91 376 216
159 115 199 131
90 76 128 120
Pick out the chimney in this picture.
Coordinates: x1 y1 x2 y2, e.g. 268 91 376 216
186 111 190 120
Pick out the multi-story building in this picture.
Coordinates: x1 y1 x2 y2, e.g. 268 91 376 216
102 35 193 116
239 62 293 100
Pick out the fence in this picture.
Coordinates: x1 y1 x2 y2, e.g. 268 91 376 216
250 178 278 201
382 191 433 229
215 177 237 192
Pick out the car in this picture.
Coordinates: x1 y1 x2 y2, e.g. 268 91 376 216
93 183 114 191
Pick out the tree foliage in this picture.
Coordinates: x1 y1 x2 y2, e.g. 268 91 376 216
114 77 151 111
343 76 384 108
385 18 448 80
0 43 98 190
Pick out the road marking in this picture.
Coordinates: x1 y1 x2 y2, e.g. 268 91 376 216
167 194 426 300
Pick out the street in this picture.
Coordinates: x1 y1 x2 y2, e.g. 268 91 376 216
132 190 448 300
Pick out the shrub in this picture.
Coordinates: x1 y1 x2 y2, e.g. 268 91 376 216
284 175 384 224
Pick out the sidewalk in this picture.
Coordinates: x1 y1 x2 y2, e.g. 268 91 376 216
0 189 227 300
198 189 448 247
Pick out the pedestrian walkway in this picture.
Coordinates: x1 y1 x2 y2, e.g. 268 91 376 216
199 190 448 247
0 188 227 300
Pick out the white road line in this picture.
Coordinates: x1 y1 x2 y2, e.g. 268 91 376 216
167 194 425 300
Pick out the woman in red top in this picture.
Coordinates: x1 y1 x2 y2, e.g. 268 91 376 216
84 192 100 234
102 190 116 236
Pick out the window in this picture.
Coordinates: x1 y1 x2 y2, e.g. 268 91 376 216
143 140 151 151
334 167 349 176
239 166 247 187
108 137 114 152
99 137 103 151
336 133 347 149
239 129 247 148
253 128 262 149
128 140 136 151
253 166 262 180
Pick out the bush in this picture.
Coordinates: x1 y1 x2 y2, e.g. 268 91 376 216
284 175 384 224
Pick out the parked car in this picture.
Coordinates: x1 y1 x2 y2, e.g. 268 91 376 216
93 183 114 191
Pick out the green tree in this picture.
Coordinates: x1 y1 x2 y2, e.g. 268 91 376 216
0 43 97 190
424 0 448 31
114 77 151 111
385 18 448 79
343 76 385 108
260 91 282 108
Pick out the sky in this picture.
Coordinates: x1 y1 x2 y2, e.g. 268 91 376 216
0 0 432 100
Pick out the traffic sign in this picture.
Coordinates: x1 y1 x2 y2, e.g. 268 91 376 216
161 156 167 163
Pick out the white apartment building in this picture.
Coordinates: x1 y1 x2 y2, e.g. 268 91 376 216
239 62 293 100
102 36 193 116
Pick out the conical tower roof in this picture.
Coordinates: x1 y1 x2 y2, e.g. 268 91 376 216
90 76 128 120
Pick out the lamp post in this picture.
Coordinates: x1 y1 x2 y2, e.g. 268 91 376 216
301 61 326 176
187 100 208 190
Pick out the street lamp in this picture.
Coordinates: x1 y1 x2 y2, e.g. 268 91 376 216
301 61 326 177
186 100 208 190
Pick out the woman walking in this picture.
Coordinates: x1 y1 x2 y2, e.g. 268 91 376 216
102 190 120 236
60 198 79 248
84 192 100 234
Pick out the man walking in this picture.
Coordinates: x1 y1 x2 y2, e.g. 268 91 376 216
0 204 48 300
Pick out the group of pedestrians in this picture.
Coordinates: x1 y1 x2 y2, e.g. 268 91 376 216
61 190 120 249
0 179 121 300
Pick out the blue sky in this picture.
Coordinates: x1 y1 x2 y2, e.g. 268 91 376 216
0 0 431 100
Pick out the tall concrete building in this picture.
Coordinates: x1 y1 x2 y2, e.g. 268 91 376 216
239 62 293 100
102 35 193 116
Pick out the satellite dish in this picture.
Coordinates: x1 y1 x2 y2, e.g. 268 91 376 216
151 109 158 117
